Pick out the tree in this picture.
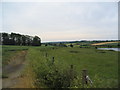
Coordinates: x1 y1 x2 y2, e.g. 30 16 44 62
32 36 41 46
21 35 26 45
59 43 67 47
70 44 73 48
1 32 41 46
10 33 16 45
45 44 48 46
2 33 10 45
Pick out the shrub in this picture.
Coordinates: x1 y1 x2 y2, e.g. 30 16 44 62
33 60 79 88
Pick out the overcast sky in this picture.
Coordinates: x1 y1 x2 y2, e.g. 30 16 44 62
1 2 118 42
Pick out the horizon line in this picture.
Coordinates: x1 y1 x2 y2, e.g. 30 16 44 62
42 39 119 43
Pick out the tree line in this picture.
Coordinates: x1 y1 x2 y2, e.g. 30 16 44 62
0 32 41 46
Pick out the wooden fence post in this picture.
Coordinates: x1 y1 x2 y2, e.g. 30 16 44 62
52 57 54 64
70 65 73 69
69 65 74 87
45 53 47 57
82 69 88 86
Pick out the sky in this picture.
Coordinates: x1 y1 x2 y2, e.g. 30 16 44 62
1 1 118 42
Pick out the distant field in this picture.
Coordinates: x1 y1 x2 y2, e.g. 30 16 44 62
91 41 119 46
64 41 120 48
2 45 119 88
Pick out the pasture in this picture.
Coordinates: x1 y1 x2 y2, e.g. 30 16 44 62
2 45 28 66
2 45 119 88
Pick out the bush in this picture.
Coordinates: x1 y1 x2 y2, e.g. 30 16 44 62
33 60 79 88
70 44 73 48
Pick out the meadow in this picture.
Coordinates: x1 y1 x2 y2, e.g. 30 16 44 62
2 45 28 66
2 44 119 88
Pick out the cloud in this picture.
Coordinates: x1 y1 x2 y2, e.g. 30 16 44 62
0 2 2 31
2 0 120 2
2 2 118 42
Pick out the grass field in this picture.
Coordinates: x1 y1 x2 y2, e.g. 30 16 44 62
2 45 119 88
2 45 28 66
91 42 120 48
91 42 119 46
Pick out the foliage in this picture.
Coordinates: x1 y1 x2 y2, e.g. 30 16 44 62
25 46 118 88
2 45 119 88
1 32 41 46
59 43 67 47
70 44 73 48
32 36 41 46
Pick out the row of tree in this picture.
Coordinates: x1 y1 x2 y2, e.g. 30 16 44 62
0 32 41 46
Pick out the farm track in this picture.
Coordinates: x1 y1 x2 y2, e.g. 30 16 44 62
2 51 27 88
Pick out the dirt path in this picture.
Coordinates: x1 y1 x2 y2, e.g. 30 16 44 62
2 51 27 88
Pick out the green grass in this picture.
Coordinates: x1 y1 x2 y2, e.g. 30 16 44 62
2 45 29 66
93 42 120 48
2 73 8 78
26 46 118 88
65 42 120 48
103 42 120 48
2 45 119 88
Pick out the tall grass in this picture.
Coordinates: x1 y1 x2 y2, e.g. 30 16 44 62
2 45 29 66
26 46 118 88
